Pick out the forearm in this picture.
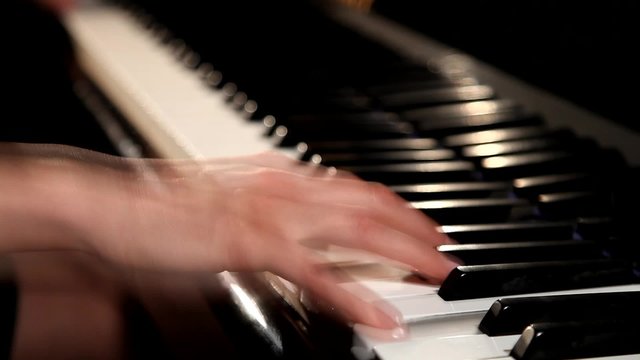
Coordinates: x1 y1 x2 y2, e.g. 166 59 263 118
0 144 137 255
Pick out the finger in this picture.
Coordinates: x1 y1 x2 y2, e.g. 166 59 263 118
237 194 458 282
268 248 403 330
305 208 459 281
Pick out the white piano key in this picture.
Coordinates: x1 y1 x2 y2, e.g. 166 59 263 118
373 334 516 360
343 279 438 299
377 284 640 323
370 333 640 360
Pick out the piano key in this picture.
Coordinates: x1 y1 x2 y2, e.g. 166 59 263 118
412 198 528 224
272 121 415 147
413 112 544 138
438 240 604 266
573 217 613 240
401 99 523 122
365 284 640 323
439 221 575 243
511 320 640 360
64 5 294 159
478 149 625 180
375 84 496 110
369 328 639 360
297 138 440 161
460 137 597 159
312 149 456 166
390 181 510 201
371 334 516 360
512 173 596 198
341 161 476 184
478 291 640 336
363 78 468 97
282 94 374 113
437 259 637 301
535 191 611 220
443 126 573 148
276 111 401 127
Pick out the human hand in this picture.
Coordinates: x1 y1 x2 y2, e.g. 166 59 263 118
1 144 458 330
76 151 458 330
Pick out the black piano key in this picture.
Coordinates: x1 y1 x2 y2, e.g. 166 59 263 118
297 138 440 161
460 137 595 159
574 217 613 241
512 173 596 198
363 78 466 97
511 320 640 360
439 221 575 243
479 291 640 336
341 161 476 184
479 148 627 181
413 112 544 138
412 198 528 224
375 85 496 110
480 151 578 180
263 111 401 136
390 181 509 201
443 126 576 149
437 259 637 300
356 64 445 87
535 191 612 220
281 111 401 126
272 121 415 147
438 240 604 266
312 149 456 166
401 99 523 122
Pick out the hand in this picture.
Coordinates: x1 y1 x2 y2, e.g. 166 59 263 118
1 144 458 330
83 151 458 330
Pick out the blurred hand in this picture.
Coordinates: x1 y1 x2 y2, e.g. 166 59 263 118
1 144 458 330
86 151 458 329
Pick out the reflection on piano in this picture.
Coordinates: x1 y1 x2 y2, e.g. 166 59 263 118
63 0 640 359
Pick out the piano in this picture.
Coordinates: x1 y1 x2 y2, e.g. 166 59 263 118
61 0 640 359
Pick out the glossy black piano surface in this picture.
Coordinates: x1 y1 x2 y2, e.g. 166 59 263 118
4 0 640 359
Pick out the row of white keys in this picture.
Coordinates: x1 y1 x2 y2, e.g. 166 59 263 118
63 5 296 160
346 277 640 359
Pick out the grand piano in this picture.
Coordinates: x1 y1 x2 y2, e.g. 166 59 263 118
55 0 640 359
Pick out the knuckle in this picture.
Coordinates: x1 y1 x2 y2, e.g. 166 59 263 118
367 182 398 204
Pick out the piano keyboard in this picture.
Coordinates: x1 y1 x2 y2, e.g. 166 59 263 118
63 1 640 359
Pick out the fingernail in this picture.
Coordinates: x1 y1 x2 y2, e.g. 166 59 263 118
353 323 409 341
390 326 409 340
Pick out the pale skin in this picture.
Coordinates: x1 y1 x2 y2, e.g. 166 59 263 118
8 0 459 334
1 143 458 331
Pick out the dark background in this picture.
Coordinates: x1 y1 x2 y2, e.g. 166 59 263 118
4 0 117 154
6 0 639 150
373 0 640 134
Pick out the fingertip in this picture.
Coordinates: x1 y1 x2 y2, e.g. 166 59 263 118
354 317 409 341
